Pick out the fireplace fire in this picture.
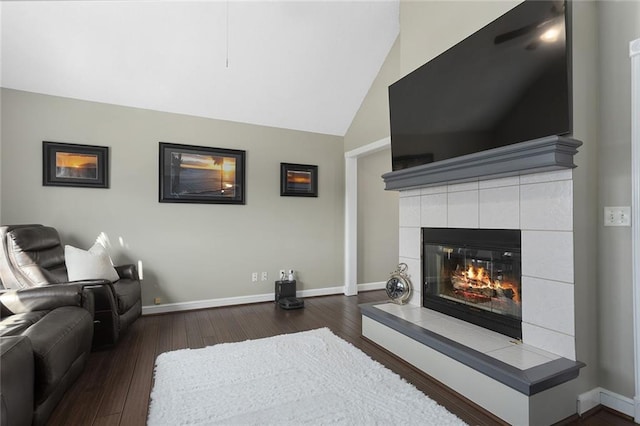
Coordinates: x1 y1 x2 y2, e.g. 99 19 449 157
423 228 522 339
453 265 519 301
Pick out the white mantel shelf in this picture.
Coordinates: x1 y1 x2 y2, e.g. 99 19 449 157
382 135 583 191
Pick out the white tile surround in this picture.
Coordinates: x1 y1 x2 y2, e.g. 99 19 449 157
399 169 576 360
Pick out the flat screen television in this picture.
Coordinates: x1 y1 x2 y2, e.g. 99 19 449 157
389 0 571 171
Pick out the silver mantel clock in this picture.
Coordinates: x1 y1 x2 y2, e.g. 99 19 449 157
385 263 412 305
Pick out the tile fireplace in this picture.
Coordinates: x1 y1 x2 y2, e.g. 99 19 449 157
396 167 577 359
360 134 584 425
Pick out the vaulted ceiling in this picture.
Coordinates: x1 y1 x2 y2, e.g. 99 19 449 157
1 1 400 136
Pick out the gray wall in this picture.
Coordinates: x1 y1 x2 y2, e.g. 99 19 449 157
356 148 398 283
1 89 345 306
596 0 640 397
0 89 3 226
344 37 400 286
571 0 600 397
344 38 399 153
0 8 2 226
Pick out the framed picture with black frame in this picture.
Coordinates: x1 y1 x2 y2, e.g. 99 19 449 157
43 141 109 188
159 142 246 204
280 163 318 197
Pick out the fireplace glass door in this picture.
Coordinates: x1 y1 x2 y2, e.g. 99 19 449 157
423 228 522 339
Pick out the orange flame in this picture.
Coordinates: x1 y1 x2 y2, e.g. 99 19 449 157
461 265 520 303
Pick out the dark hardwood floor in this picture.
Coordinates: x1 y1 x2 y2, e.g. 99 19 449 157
47 290 634 425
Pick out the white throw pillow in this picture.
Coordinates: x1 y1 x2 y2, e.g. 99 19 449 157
65 243 120 282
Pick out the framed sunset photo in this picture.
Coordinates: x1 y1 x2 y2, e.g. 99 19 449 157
159 142 246 204
43 141 109 188
280 163 318 197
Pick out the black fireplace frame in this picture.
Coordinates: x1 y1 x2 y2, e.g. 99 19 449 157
422 228 522 340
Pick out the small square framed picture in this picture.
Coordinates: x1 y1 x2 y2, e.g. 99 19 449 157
43 141 109 188
280 163 318 197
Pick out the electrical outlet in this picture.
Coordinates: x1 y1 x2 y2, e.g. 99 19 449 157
261 272 268 281
279 270 286 280
604 206 631 227
251 272 258 282
154 297 161 305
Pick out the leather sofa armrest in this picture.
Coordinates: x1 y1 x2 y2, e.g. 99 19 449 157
115 264 139 281
0 283 86 315
81 287 95 318
1 336 34 426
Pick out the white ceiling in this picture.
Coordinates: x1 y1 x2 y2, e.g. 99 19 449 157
0 1 400 136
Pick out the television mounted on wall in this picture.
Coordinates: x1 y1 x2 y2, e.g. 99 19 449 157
389 0 572 171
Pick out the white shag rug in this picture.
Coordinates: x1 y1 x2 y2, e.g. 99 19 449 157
148 328 467 425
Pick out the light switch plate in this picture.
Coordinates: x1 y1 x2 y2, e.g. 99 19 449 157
604 206 631 227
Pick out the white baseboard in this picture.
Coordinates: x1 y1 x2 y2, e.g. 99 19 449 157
578 387 635 417
142 293 276 315
358 281 386 292
577 388 601 414
142 282 386 315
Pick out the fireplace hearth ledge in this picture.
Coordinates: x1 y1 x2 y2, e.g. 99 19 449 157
361 303 586 425
360 303 584 395
382 135 583 190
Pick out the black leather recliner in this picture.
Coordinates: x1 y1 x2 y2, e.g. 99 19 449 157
1 335 33 426
0 283 94 426
0 224 142 345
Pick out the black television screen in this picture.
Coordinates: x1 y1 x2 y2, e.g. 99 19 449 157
389 0 571 171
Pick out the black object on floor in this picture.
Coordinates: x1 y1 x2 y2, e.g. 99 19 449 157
278 297 305 310
275 280 296 302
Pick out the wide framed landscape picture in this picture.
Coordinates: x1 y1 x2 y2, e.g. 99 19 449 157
43 141 109 188
280 163 318 197
159 142 246 204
